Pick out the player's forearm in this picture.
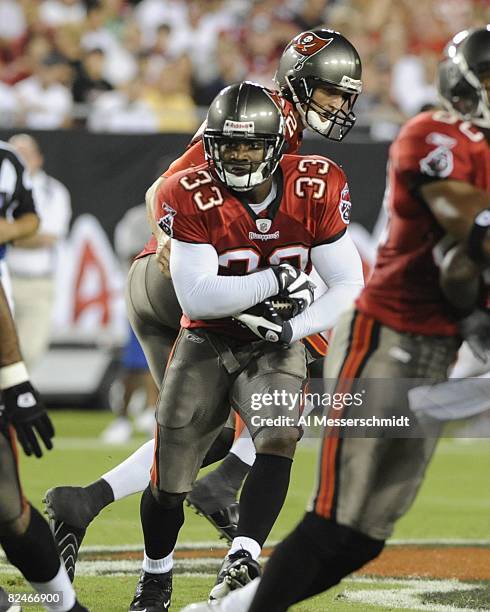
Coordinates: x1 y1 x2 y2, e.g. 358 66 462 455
177 269 279 319
289 282 363 342
422 180 490 247
4 213 39 243
170 239 279 319
13 232 57 248
0 284 22 367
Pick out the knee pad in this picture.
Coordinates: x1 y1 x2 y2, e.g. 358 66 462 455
253 426 298 458
151 487 187 510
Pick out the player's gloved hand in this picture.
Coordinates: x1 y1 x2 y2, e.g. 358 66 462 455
270 263 315 313
458 308 490 363
1 381 55 457
235 300 293 345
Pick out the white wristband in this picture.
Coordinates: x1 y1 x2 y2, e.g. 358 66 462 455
0 362 29 389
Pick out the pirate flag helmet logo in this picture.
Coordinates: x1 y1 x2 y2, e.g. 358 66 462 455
292 32 333 70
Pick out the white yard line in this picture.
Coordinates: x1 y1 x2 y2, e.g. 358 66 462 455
341 577 486 612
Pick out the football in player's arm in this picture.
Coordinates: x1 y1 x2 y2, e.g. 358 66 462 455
127 81 363 611
164 156 363 345
43 30 364 596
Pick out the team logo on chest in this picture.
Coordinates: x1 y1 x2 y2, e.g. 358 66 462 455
249 218 279 241
256 218 272 233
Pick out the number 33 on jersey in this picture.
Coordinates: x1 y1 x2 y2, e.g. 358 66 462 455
157 153 352 276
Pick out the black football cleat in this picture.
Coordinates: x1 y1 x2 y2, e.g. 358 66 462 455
44 487 94 581
208 549 261 601
186 498 239 544
129 570 172 611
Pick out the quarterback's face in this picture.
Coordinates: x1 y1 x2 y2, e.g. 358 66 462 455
311 86 346 113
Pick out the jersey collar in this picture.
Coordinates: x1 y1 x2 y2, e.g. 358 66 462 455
232 166 284 225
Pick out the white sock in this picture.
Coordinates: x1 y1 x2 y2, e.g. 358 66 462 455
142 551 173 574
29 563 76 611
229 536 261 561
102 439 154 501
230 431 256 467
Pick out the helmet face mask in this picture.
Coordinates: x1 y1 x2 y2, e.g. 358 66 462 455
203 82 286 192
205 134 284 191
286 75 359 141
275 29 362 141
438 27 490 129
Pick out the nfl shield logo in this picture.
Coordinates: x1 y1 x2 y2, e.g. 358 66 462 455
256 218 272 233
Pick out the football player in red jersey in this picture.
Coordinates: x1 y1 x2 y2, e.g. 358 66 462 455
44 28 363 579
182 26 490 612
125 81 363 611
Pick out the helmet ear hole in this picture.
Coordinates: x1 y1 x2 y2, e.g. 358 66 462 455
291 77 309 105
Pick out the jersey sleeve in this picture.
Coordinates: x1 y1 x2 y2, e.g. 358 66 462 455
163 141 206 178
277 95 303 154
394 113 475 188
156 173 209 244
314 163 351 246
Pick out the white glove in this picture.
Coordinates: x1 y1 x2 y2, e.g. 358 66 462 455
271 263 315 313
235 300 293 345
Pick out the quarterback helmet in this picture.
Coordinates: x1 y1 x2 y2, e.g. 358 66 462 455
274 29 362 141
203 82 286 191
438 26 490 129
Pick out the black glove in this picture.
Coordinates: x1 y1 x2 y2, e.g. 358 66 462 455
271 263 315 313
235 300 293 345
458 308 490 363
1 381 54 457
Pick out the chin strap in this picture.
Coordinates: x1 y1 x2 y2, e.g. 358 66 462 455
223 163 269 191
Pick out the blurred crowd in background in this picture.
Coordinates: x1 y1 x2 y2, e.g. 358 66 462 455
0 0 488 139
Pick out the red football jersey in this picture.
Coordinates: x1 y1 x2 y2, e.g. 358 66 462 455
158 154 351 338
357 110 490 336
137 92 303 258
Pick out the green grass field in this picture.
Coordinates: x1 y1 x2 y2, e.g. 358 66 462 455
1 411 489 611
